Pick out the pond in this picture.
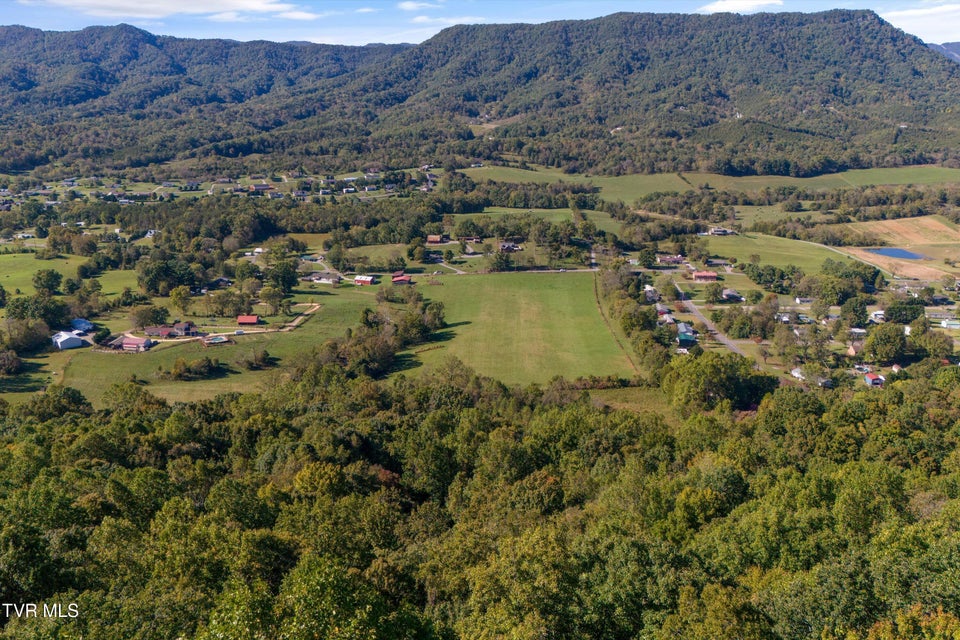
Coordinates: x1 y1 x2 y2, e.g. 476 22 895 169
866 247 928 260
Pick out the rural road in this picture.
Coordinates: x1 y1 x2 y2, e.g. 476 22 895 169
674 283 746 356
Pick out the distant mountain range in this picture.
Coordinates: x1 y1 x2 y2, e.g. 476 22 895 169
2 10 959 179
930 42 960 64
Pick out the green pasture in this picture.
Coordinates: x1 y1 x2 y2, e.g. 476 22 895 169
410 272 635 385
734 204 833 227
705 233 857 272
462 207 574 224
287 233 332 252
0 252 85 297
347 243 410 270
464 164 960 204
455 207 622 236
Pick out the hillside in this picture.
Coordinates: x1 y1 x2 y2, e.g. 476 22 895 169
1 10 960 178
931 42 960 64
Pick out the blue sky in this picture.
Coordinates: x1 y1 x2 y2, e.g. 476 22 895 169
6 0 960 45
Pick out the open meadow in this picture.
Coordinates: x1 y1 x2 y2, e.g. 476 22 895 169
409 271 636 385
464 164 960 204
705 233 857 272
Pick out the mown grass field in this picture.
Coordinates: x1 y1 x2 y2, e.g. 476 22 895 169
706 233 857 272
0 252 86 298
43 272 636 404
410 272 636 385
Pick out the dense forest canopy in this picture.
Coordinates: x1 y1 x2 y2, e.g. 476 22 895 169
2 10 960 178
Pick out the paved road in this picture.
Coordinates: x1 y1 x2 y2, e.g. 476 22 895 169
674 283 746 356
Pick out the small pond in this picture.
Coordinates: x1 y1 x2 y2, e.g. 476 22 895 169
866 247 928 260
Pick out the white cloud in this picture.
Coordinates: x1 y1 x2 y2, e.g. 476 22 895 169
17 0 299 19
881 3 960 43
355 7 377 13
209 10 249 22
276 10 327 20
398 1 443 11
697 0 783 13
411 14 484 25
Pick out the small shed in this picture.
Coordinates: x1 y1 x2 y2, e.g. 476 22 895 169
237 315 261 325
692 271 718 282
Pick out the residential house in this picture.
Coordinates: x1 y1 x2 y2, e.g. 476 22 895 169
392 274 414 285
676 322 697 347
311 272 341 285
864 373 885 387
692 271 718 282
173 321 198 336
426 234 444 245
144 326 176 338
237 315 261 325
656 254 686 266
354 275 376 286
722 289 743 302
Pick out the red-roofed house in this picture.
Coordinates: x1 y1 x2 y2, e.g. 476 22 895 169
693 271 718 282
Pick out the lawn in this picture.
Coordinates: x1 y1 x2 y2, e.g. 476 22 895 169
409 271 636 385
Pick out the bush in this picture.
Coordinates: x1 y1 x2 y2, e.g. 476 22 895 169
0 349 22 375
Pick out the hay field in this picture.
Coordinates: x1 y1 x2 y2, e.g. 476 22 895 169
838 215 960 279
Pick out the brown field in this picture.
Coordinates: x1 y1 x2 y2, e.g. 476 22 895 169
847 216 960 245
840 248 951 280
836 215 960 280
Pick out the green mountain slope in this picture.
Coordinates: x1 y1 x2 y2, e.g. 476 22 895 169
1 10 959 178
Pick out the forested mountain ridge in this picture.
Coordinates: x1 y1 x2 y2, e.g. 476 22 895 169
930 42 960 64
2 10 960 178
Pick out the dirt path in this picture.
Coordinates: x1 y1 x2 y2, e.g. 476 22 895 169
593 273 640 374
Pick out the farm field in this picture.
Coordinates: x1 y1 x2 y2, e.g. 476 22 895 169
410 272 636 385
705 233 858 272
0 252 86 299
464 164 960 204
839 215 960 279
454 207 622 236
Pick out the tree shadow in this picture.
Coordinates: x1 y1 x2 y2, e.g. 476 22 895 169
0 361 49 394
391 353 422 373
